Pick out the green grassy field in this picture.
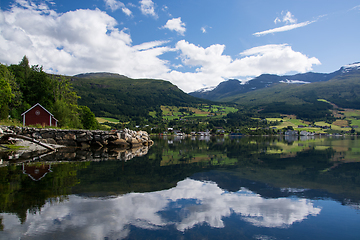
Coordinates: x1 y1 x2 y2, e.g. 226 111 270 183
288 119 308 126
267 117 308 130
314 121 330 127
342 109 360 117
96 117 120 123
160 105 237 120
265 118 283 122
266 115 355 133
317 98 331 104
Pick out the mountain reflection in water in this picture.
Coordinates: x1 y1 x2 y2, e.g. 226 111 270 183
0 135 360 239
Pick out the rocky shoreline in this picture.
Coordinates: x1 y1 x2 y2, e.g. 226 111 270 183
1 126 153 148
0 126 153 149
0 126 154 164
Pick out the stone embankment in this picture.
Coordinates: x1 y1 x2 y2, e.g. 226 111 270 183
0 126 153 149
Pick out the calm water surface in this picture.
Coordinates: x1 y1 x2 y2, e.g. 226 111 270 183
1 135 360 239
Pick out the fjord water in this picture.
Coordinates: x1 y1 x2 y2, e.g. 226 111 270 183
1 136 360 239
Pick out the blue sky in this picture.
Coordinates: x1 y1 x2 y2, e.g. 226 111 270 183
0 0 359 92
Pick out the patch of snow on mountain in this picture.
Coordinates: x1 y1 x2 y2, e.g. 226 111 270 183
342 62 360 73
194 86 216 93
279 79 311 84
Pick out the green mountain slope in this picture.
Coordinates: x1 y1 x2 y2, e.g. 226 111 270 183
71 73 208 119
190 63 360 107
190 71 341 101
227 71 360 108
222 71 360 120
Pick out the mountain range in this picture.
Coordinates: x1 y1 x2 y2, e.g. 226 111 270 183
187 62 360 120
189 63 360 103
69 62 360 121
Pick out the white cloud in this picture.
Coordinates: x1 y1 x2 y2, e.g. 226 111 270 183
253 20 315 36
104 0 122 11
121 7 132 16
162 17 186 35
164 41 320 92
0 1 169 78
161 5 168 12
104 0 132 16
351 5 360 10
238 44 321 75
175 40 230 69
0 178 321 239
0 1 321 93
200 26 211 34
274 17 281 24
139 0 157 18
282 11 297 24
161 5 172 17
255 11 315 36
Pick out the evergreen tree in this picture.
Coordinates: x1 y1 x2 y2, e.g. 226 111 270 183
25 65 54 108
9 56 30 96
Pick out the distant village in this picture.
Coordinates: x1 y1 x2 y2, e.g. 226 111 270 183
162 123 357 137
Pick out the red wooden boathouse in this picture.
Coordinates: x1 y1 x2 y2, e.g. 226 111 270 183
21 103 58 127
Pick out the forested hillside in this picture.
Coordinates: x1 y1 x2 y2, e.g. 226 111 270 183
71 73 209 122
0 56 98 129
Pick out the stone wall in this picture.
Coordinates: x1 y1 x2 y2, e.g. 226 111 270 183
1 126 153 149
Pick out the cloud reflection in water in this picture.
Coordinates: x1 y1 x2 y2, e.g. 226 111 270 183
0 178 321 239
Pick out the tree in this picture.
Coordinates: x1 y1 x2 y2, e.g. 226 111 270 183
50 75 84 128
19 55 30 73
9 56 31 95
0 77 13 119
23 65 54 108
52 100 82 128
79 106 99 130
9 57 53 109
0 65 16 119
